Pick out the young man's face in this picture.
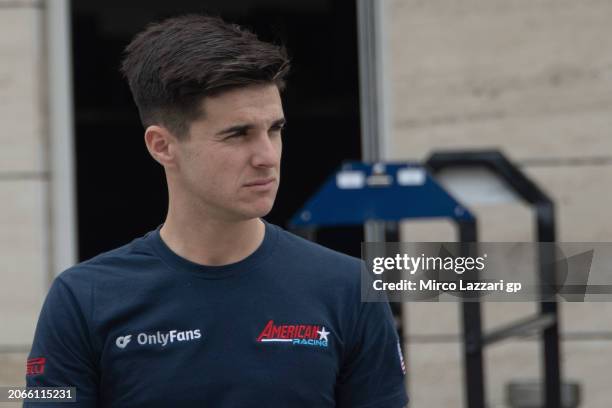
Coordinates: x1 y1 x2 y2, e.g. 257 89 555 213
172 84 284 222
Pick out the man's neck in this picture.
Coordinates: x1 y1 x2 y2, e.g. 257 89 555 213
159 213 265 266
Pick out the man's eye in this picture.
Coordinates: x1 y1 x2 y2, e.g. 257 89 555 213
227 130 248 139
270 126 284 133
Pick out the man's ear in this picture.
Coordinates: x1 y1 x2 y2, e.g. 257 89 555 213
144 125 178 167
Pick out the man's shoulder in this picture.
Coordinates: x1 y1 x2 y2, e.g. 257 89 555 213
274 224 362 268
57 231 156 286
271 224 363 289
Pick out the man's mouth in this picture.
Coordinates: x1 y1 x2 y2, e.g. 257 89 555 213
244 177 275 187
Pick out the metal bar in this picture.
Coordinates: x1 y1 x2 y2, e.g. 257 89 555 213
426 150 550 206
385 222 404 343
458 220 485 408
357 0 392 248
536 203 562 408
425 150 563 408
356 0 391 162
462 302 485 408
483 314 556 346
47 0 78 278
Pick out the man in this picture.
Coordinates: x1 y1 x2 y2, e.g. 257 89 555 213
26 14 408 407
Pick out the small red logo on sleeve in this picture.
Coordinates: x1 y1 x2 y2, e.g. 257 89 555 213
26 357 46 376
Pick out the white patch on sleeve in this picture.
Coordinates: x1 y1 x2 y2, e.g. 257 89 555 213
397 341 406 375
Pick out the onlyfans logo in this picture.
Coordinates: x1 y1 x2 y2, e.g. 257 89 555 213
115 329 201 349
115 335 132 349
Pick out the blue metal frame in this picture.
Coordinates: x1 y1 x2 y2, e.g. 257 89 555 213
289 161 475 228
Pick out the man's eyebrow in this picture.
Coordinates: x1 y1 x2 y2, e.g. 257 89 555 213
215 118 286 136
271 118 286 127
216 124 252 136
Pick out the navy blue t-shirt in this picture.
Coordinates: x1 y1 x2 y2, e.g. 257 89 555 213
26 221 408 407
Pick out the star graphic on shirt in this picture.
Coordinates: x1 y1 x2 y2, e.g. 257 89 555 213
317 327 330 341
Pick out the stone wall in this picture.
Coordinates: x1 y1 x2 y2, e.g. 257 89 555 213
0 0 47 394
387 1 612 406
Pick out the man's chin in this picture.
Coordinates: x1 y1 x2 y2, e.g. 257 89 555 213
235 201 275 220
249 205 274 219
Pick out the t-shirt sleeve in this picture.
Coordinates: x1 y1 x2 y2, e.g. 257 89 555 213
336 299 408 408
24 276 98 407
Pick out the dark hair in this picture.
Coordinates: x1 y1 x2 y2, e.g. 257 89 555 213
120 14 290 138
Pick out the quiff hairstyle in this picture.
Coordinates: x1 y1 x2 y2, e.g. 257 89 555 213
120 14 290 138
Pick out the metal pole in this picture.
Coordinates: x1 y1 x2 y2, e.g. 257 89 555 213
458 220 485 408
536 203 562 408
46 0 78 280
356 0 391 162
357 0 391 243
385 222 404 342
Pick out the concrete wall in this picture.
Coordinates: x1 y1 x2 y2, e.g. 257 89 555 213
0 0 47 393
387 0 612 406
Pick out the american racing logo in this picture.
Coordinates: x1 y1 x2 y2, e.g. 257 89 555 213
115 329 201 349
256 320 330 348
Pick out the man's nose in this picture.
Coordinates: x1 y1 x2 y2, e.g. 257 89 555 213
251 133 280 168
